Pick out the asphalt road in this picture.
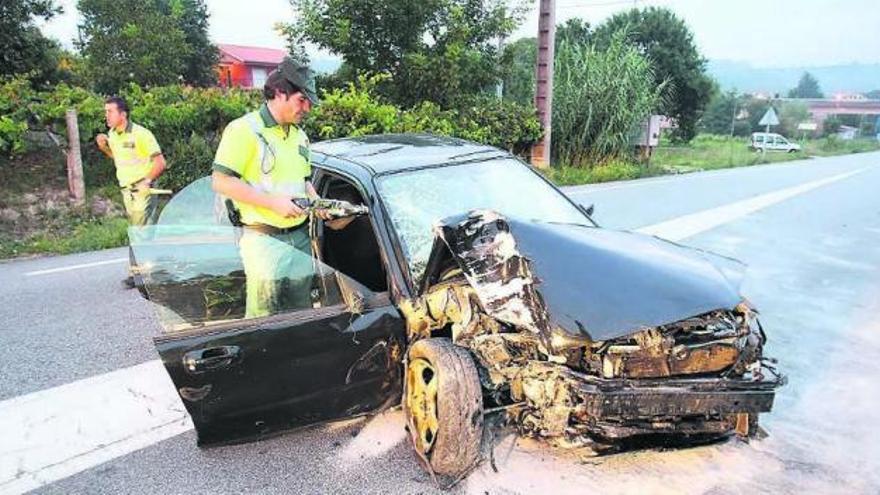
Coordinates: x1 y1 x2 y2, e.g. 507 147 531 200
2 151 879 494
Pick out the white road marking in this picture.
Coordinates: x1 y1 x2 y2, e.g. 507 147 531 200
635 168 866 242
339 409 407 464
0 166 867 493
24 258 128 277
0 360 192 494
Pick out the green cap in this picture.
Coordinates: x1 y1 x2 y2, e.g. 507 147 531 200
272 57 320 105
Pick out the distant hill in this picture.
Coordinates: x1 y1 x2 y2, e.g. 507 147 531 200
708 60 880 95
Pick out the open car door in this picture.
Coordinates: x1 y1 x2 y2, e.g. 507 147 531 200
129 177 405 446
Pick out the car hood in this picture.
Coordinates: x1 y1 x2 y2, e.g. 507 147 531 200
422 210 746 344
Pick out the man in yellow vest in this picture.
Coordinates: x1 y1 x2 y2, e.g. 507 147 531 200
95 96 167 288
212 58 330 318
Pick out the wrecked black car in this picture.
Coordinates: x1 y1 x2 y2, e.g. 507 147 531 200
130 134 784 481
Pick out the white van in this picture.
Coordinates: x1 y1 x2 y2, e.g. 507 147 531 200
750 132 801 152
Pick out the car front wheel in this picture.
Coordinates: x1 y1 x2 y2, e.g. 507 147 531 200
404 337 483 478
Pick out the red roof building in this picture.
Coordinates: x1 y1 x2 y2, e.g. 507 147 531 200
217 44 287 89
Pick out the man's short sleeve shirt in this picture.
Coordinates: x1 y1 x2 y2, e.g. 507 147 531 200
107 122 162 187
213 104 312 228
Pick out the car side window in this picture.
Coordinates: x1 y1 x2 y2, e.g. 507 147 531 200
316 174 389 294
129 176 378 333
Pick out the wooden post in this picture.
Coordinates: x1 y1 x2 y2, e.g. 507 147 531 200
531 0 555 169
65 109 85 205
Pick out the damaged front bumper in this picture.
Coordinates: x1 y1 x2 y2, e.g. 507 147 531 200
510 360 785 443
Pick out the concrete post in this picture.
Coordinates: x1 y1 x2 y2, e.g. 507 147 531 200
65 109 85 205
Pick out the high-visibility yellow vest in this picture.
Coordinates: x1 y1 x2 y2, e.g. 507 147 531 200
107 121 162 187
212 104 311 228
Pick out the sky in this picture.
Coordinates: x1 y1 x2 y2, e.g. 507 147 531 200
40 0 880 68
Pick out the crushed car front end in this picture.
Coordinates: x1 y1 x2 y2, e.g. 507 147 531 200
402 210 785 449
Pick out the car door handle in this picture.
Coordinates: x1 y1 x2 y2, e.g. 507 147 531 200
183 346 240 373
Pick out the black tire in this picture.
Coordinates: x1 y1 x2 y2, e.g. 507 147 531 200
404 338 483 478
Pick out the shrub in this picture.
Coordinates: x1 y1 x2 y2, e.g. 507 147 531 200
303 73 399 140
0 116 28 157
453 96 543 156
0 76 39 157
395 101 457 136
163 132 214 190
4 76 542 190
552 29 664 167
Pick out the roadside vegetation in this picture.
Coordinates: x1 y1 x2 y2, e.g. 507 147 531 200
3 0 880 259
652 135 880 172
0 144 128 259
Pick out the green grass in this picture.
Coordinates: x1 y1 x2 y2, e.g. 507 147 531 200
651 135 802 172
0 141 130 260
0 217 128 259
541 159 666 186
805 136 880 156
544 135 880 187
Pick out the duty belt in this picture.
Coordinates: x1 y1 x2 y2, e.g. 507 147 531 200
243 221 307 236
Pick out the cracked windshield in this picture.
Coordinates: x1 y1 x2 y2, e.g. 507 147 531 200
376 158 587 281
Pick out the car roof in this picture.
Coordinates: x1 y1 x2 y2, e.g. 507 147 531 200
311 134 507 175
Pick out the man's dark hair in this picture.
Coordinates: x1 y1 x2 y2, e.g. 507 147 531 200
262 71 302 100
105 96 129 115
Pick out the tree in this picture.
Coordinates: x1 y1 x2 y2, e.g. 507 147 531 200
556 18 591 48
552 30 664 167
499 19 591 107
77 0 217 93
699 90 750 136
867 89 880 100
592 7 715 143
787 72 823 99
175 0 219 87
500 37 535 105
281 0 529 107
0 0 67 86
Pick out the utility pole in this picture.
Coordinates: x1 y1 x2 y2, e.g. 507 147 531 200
531 0 556 168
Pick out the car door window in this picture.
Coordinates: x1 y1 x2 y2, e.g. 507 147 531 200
129 177 373 333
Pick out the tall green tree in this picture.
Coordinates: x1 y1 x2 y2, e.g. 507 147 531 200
699 90 750 136
77 0 216 93
175 0 219 87
500 37 536 105
499 19 592 106
777 100 811 137
592 7 715 143
787 71 824 99
555 18 592 48
0 0 66 86
281 0 529 107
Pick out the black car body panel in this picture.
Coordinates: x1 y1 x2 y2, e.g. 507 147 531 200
425 210 746 342
154 302 404 446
